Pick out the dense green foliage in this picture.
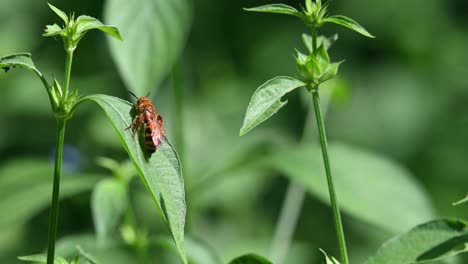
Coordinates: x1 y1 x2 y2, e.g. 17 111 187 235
0 0 467 263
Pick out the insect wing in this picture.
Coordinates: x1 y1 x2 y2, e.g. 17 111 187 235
151 115 164 148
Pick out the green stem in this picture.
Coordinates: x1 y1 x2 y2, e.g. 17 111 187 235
312 27 318 54
63 49 74 96
311 89 349 264
46 119 66 264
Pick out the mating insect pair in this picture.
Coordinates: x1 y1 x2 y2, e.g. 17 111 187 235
126 91 164 153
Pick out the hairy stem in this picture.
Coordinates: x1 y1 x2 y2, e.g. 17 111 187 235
46 119 66 264
311 89 349 264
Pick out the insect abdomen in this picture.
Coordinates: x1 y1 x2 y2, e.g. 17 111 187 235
144 125 157 152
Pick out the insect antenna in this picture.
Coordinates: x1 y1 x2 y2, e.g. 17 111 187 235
145 92 151 97
128 90 138 100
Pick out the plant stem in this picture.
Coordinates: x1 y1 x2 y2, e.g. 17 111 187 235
47 46 74 264
269 90 332 263
46 119 66 264
63 49 74 96
311 89 349 264
312 27 318 54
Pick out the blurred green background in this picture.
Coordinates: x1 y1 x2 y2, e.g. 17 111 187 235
0 0 467 263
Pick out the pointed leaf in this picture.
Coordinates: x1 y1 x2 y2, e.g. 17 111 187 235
1 53 42 77
229 254 273 264
269 143 436 232
75 15 122 41
18 254 68 264
364 218 468 264
453 193 468 205
0 53 50 91
322 15 375 38
319 61 343 84
244 4 302 18
47 3 69 25
319 249 341 264
302 33 338 53
154 235 222 264
43 24 64 37
91 178 127 241
78 94 187 264
240 76 306 135
104 0 192 95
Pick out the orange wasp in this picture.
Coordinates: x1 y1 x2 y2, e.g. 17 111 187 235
126 91 164 152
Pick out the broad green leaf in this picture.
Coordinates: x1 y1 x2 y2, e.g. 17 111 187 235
269 143 436 233
18 254 68 264
319 249 341 264
47 3 68 25
75 15 122 41
91 178 127 241
0 53 50 96
104 0 192 95
229 254 273 264
0 53 43 78
244 4 303 19
0 159 101 230
322 15 375 38
240 76 306 136
78 94 187 264
453 193 468 205
364 218 468 264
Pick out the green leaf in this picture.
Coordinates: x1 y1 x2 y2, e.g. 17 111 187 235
364 218 468 264
0 53 43 77
154 235 222 264
18 254 68 264
240 76 306 136
0 159 101 230
453 193 468 205
0 53 50 99
229 254 273 264
319 249 341 264
244 4 303 19
269 143 436 233
91 178 127 241
319 61 343 84
302 34 338 53
47 3 69 25
322 15 375 38
75 15 122 41
43 24 65 37
78 94 187 264
104 0 192 95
